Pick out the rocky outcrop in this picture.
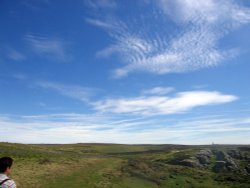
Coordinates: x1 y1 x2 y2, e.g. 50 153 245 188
243 154 250 160
179 157 202 168
227 150 243 159
214 150 227 160
196 149 212 166
245 164 250 174
174 149 212 168
167 148 247 174
213 150 239 173
213 161 227 173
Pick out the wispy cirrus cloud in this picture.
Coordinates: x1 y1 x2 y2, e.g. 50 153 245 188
160 0 250 25
7 48 26 61
142 87 174 95
12 73 28 80
0 46 26 61
85 18 117 30
36 81 97 102
93 90 237 116
1 113 250 144
84 0 117 10
86 0 250 77
22 0 50 10
35 81 237 116
25 34 71 62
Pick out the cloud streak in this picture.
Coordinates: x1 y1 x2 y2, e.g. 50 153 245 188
160 0 250 25
25 34 71 62
86 0 250 77
7 48 26 61
142 87 175 95
84 0 117 10
35 81 237 116
1 113 250 144
93 90 237 116
36 81 97 102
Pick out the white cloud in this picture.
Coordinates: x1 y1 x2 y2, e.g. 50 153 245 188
36 81 96 102
93 90 237 116
1 113 250 144
23 0 50 10
159 0 219 24
85 0 117 9
7 48 25 61
142 87 174 95
25 34 71 62
0 46 25 61
34 81 237 117
12 73 28 80
159 0 250 25
113 26 229 77
85 18 117 30
86 0 250 77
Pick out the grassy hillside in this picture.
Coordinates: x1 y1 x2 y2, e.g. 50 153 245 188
0 142 249 187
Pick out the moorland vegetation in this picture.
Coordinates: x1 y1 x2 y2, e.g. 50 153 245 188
0 142 249 187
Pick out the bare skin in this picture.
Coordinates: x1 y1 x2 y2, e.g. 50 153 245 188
5 167 12 176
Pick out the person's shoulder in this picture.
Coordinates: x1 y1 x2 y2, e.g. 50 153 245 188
1 179 17 188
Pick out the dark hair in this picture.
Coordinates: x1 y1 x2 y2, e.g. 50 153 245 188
0 157 13 173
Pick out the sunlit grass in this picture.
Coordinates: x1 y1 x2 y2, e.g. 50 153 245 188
0 142 249 187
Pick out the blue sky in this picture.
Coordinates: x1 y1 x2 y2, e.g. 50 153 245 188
1 0 250 144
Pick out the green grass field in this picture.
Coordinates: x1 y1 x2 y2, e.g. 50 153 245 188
0 142 249 187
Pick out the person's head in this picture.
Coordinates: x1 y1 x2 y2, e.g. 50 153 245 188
0 157 13 175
